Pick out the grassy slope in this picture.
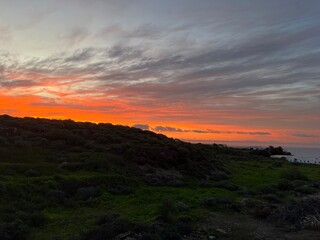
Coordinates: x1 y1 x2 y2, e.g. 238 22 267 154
1 150 318 239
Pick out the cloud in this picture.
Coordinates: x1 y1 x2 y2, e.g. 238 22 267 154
154 126 184 132
153 125 271 135
0 26 12 43
64 48 95 62
132 124 150 130
291 133 319 138
60 27 90 47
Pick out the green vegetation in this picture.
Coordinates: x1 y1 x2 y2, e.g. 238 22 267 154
0 115 319 240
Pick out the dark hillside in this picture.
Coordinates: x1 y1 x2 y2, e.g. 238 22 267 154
0 115 226 179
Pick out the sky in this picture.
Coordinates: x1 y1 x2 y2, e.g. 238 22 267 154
0 0 320 148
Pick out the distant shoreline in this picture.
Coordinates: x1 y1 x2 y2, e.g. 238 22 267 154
271 147 320 165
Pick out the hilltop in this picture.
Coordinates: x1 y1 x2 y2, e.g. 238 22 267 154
0 114 227 180
0 115 319 240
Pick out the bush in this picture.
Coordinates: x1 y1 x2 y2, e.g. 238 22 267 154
241 198 274 219
75 187 99 201
280 169 308 181
277 179 293 191
295 185 317 195
0 181 7 193
0 219 29 240
271 161 283 168
291 180 309 188
59 162 84 171
46 190 66 204
269 197 320 229
158 199 175 222
29 212 48 227
209 171 229 181
108 186 134 195
202 197 240 211
174 217 193 236
261 194 282 203
257 184 277 194
174 201 189 212
213 181 240 191
24 169 40 177
236 187 256 196
159 225 181 240
0 136 7 146
82 215 135 240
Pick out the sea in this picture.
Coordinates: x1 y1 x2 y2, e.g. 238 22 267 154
272 147 320 165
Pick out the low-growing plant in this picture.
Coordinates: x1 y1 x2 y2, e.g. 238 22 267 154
269 197 320 229
277 179 293 191
157 199 175 223
24 169 40 177
280 169 308 181
213 181 240 191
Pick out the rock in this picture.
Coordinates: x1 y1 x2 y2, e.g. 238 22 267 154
208 236 216 239
216 228 227 234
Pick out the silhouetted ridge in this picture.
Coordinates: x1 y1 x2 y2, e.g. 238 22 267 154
0 115 226 179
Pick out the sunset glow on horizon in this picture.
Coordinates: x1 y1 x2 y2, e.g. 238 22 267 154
1 0 320 147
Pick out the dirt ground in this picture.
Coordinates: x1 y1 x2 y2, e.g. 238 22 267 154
192 212 319 240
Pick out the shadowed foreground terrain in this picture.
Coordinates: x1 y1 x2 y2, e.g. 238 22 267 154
0 115 319 240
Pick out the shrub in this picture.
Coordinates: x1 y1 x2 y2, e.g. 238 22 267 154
108 186 134 195
174 201 189 212
0 181 7 194
59 179 88 196
0 219 29 240
83 215 135 240
209 171 229 181
159 225 181 240
295 186 317 195
291 180 309 188
24 169 40 177
59 162 84 171
236 187 256 196
158 199 175 222
202 197 219 208
29 212 48 227
257 184 277 194
269 197 320 229
202 197 239 211
277 179 294 191
241 198 274 219
46 190 66 204
280 169 308 181
312 180 320 189
261 194 282 203
75 187 99 201
271 161 283 168
174 217 193 236
213 181 240 191
0 136 7 146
